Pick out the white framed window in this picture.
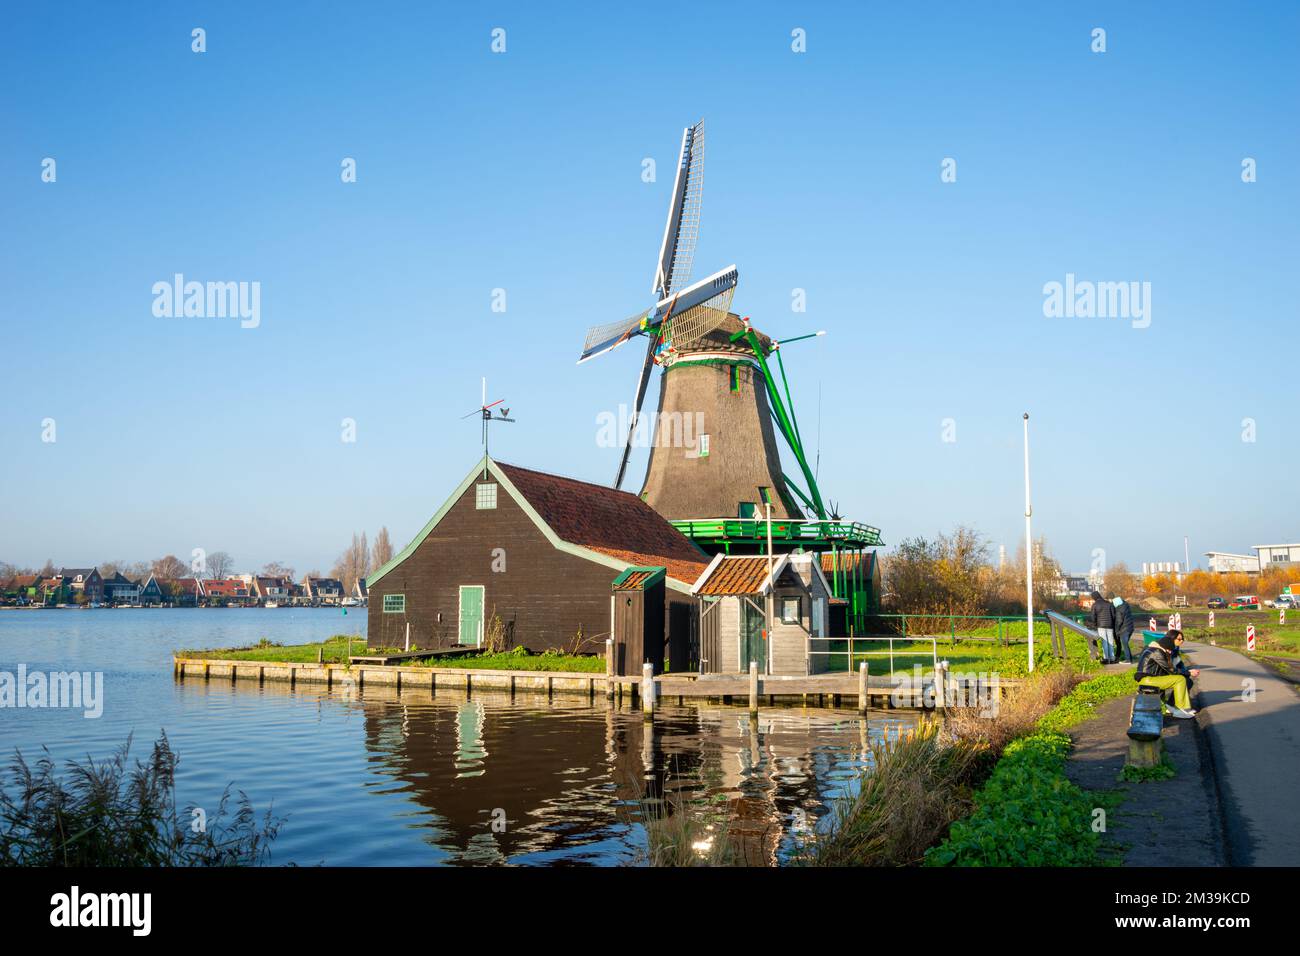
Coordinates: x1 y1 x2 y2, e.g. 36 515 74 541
781 596 800 624
383 593 406 614
475 482 498 509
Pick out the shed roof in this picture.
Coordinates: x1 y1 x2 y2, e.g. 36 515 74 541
612 566 666 591
692 555 802 597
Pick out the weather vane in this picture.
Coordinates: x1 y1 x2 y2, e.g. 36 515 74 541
462 376 514 473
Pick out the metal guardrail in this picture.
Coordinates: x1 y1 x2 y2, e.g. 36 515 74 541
808 635 939 676
862 613 1054 646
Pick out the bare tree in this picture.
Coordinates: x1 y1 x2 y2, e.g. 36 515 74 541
262 561 295 581
207 551 234 579
152 555 188 581
39 560 57 577
371 527 393 570
330 532 372 594
99 560 125 578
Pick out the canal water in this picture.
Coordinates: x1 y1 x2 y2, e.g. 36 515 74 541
0 609 915 865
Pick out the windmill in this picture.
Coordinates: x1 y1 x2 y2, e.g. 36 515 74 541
575 119 884 632
578 120 741 491
578 120 821 525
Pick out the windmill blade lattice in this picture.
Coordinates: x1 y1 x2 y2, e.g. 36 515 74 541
665 284 734 350
665 121 704 296
579 309 651 363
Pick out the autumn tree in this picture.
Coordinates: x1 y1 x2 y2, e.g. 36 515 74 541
1105 561 1138 598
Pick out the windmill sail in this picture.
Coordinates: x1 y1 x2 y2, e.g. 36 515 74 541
652 120 705 298
578 309 650 364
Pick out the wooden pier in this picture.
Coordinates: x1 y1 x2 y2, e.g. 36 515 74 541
172 652 1019 714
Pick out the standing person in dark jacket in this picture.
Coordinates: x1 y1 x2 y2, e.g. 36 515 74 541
1087 590 1118 663
1111 595 1136 662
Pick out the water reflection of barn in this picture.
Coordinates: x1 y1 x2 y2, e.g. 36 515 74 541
354 688 876 866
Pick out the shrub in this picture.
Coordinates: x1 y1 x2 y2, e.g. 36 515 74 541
0 733 283 867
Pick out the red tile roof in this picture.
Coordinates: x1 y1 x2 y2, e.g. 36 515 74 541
694 556 774 596
496 461 709 585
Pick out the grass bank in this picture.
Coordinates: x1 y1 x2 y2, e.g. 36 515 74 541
175 637 604 673
795 670 1135 866
924 673 1134 867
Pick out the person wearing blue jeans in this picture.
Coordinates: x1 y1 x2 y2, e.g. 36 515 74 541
1087 590 1118 663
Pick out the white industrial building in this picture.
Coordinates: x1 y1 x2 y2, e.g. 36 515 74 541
1204 552 1260 574
1141 561 1183 576
1254 543 1300 567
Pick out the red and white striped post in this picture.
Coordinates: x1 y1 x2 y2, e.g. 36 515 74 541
1281 608 1287 626
1150 616 1157 631
1208 610 1215 628
1246 624 1256 652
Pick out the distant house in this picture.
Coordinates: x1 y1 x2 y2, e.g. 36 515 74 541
304 576 345 605
60 568 104 604
203 578 250 606
139 574 165 606
167 578 204 607
101 571 141 605
691 552 834 675
252 576 291 605
366 457 709 653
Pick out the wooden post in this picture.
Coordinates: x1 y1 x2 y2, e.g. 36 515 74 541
858 661 869 714
605 638 615 699
748 661 759 716
317 646 323 665
641 662 655 717
404 622 410 653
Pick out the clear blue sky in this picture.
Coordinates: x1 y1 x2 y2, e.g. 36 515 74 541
2 2 1296 576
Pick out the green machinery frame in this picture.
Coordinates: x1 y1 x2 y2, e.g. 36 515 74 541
663 320 885 631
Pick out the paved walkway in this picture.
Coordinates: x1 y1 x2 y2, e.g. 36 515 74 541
1185 640 1300 866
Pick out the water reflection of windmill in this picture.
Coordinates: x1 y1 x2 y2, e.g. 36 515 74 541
577 120 883 631
461 376 515 463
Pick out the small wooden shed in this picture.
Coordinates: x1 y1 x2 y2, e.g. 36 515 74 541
611 566 666 676
691 553 833 675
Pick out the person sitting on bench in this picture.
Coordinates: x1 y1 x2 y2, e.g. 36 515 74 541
1134 629 1200 718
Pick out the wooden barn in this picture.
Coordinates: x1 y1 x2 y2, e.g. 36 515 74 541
366 457 710 664
691 552 834 675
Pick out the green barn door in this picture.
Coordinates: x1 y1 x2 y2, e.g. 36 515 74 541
740 600 766 672
458 586 484 646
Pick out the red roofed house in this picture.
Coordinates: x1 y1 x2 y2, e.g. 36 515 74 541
366 457 710 665
203 578 251 606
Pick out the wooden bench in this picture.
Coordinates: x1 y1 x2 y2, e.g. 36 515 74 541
1125 685 1165 767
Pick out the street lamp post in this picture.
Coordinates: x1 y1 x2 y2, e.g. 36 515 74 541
1023 413 1034 673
